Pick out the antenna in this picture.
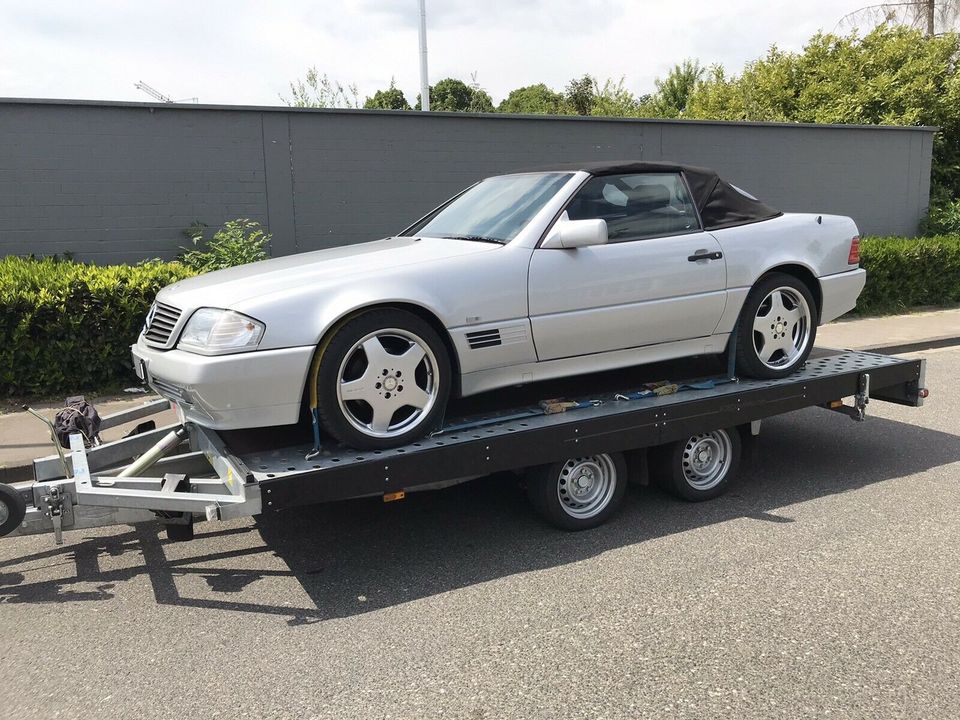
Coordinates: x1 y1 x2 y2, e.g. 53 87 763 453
134 81 198 104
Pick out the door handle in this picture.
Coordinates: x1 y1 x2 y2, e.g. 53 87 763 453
688 250 723 262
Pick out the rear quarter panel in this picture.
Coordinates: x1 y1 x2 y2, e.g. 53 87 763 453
711 213 858 290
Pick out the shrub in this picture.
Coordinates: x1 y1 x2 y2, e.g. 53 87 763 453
856 234 960 315
180 218 270 273
0 257 195 396
922 198 960 236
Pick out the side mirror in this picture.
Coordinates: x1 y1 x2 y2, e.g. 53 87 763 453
542 218 608 249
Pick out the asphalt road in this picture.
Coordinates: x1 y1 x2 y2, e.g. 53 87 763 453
1 347 958 720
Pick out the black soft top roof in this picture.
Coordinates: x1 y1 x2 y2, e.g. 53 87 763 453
524 160 781 231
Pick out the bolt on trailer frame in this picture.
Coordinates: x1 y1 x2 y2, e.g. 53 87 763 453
0 349 927 545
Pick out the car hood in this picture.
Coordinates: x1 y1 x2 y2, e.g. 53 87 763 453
158 236 497 310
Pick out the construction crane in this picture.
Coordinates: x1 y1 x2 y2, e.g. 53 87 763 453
134 81 197 104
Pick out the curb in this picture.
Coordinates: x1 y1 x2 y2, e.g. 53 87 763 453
862 335 960 356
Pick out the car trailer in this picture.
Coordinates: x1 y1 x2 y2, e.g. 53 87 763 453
0 348 927 544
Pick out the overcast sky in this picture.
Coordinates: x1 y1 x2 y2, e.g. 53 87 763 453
1 0 878 107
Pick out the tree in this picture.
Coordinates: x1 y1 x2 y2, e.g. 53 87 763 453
364 79 411 110
464 72 495 113
281 67 359 109
643 59 705 118
561 75 641 117
564 75 596 115
497 84 567 114
589 77 640 117
415 77 494 112
685 25 960 200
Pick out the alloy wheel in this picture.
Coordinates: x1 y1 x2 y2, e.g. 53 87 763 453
336 328 440 438
751 286 812 370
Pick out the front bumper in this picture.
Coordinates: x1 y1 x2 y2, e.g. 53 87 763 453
819 268 867 324
131 340 314 429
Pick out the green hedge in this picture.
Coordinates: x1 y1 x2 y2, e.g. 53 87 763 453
0 257 195 396
857 235 960 315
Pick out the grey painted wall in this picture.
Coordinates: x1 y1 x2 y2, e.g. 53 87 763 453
0 99 936 263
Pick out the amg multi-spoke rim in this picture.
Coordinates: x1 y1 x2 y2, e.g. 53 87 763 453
681 430 733 491
556 454 618 519
752 286 812 370
336 328 439 439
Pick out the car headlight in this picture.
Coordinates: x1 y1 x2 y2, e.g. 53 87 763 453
177 308 265 355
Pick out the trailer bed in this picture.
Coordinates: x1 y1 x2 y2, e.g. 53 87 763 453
0 347 927 544
243 349 924 510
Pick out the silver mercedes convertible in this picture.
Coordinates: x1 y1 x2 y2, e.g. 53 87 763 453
132 161 865 449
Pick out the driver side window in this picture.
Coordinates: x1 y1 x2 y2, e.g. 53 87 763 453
566 172 700 242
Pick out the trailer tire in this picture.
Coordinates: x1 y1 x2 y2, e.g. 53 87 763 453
651 428 741 502
0 483 27 537
526 452 628 531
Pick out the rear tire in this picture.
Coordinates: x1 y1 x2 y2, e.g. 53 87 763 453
651 428 741 502
735 273 817 379
526 452 628 531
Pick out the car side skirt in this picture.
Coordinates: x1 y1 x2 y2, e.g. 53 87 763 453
459 333 731 397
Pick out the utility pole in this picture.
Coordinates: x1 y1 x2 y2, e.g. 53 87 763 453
418 0 430 111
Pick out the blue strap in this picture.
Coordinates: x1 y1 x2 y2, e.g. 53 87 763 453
726 319 739 380
305 408 323 460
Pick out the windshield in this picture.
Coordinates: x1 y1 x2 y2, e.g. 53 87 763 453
406 172 573 243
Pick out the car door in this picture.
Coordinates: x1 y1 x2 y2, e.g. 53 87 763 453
527 171 727 361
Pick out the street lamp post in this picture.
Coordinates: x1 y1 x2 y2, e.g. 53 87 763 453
418 0 430 110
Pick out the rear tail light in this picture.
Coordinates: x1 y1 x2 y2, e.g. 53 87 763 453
848 236 860 265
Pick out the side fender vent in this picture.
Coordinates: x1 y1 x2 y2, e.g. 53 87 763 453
466 329 502 349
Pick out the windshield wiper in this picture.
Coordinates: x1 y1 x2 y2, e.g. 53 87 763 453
441 234 506 245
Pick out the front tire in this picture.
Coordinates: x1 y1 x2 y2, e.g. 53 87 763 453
526 453 628 531
316 309 451 450
735 273 817 379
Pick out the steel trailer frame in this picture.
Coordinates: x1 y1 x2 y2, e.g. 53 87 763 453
0 349 927 545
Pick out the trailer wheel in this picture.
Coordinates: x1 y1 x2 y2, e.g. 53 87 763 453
526 452 628 531
0 483 27 537
652 428 741 502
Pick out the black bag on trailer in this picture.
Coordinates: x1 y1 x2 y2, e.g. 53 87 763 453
54 396 102 448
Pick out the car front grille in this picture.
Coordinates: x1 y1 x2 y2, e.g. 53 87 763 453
143 301 183 348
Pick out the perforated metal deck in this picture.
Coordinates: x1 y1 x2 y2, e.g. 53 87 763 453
246 349 924 510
